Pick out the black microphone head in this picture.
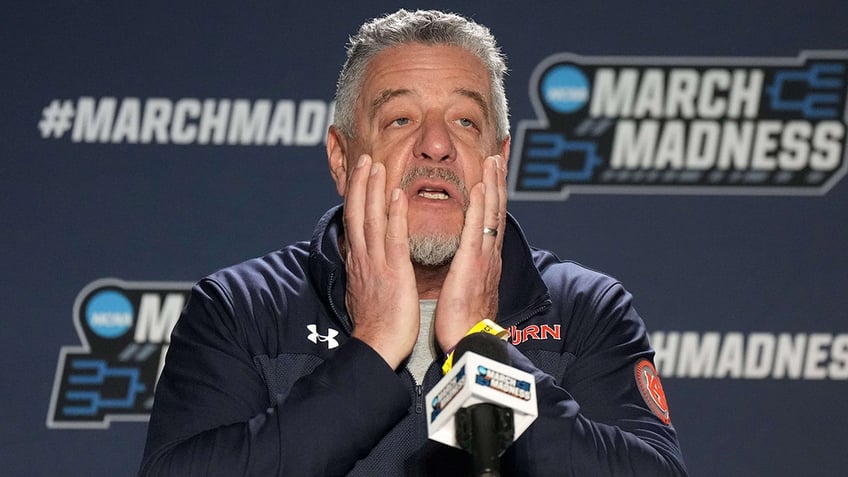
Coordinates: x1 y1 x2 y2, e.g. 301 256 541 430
453 332 510 365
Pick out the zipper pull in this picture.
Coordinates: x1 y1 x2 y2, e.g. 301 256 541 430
415 384 423 414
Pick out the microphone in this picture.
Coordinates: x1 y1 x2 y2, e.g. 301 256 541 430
426 333 538 477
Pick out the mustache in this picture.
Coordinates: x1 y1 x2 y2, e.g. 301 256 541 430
399 166 469 205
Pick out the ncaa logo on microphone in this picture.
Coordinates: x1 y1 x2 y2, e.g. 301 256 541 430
475 365 533 401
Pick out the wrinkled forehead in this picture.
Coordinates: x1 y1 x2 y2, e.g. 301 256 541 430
357 44 492 110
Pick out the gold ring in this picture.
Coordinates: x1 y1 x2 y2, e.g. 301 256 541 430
482 227 498 237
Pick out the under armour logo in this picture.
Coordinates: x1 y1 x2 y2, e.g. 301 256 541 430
307 324 340 349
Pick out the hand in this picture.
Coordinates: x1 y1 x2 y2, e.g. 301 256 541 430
343 154 420 369
433 155 507 352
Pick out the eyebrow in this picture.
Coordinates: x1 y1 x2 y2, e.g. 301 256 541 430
369 88 412 122
455 88 490 120
368 87 490 121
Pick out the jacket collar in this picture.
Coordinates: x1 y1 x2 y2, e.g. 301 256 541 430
308 205 551 331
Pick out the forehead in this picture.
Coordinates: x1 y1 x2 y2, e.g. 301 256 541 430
360 43 491 100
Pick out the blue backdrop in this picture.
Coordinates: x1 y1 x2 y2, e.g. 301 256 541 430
3 1 847 475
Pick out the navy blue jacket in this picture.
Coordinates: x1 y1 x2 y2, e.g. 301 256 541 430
139 206 688 476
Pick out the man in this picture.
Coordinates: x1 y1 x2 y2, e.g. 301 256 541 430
139 9 688 476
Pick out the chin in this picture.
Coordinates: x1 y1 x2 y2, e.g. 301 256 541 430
408 211 464 237
408 232 460 267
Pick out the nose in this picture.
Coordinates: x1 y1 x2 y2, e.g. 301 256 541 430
413 115 455 162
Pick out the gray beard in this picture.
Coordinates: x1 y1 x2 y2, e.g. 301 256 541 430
401 166 468 266
409 233 460 267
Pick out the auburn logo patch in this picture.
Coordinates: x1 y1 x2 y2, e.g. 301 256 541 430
635 359 671 425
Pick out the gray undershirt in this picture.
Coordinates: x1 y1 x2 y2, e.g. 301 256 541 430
406 299 439 383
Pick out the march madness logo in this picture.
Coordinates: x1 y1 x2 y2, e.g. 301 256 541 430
510 51 848 200
47 279 191 429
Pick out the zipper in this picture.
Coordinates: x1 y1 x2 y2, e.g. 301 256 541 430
326 270 353 334
503 301 552 342
402 366 425 414
414 384 424 414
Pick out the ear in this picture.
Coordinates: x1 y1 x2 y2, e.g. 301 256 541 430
326 126 349 196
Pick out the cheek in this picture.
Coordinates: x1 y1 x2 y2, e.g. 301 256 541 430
457 144 492 184
462 163 485 186
378 170 403 203
379 155 410 188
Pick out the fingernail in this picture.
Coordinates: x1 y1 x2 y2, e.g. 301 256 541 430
392 188 401 201
370 163 379 176
357 155 368 168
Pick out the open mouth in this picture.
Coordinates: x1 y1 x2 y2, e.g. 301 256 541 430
417 187 450 200
401 166 467 205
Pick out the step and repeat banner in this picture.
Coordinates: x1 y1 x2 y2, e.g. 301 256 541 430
3 1 847 475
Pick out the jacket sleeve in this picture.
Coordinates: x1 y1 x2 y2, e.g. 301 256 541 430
504 281 688 476
137 278 411 477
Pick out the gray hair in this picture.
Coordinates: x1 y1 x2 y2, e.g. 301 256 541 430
333 9 510 142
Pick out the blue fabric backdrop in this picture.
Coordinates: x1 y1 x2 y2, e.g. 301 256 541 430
3 1 847 475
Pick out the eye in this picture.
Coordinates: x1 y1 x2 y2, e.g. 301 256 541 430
458 118 474 128
392 117 410 126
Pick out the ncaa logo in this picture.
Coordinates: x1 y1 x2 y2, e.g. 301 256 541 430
541 65 591 113
86 290 134 338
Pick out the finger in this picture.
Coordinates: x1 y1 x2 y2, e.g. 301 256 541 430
385 188 411 265
495 155 508 237
343 154 372 255
363 161 388 261
459 181 486 251
483 156 501 242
